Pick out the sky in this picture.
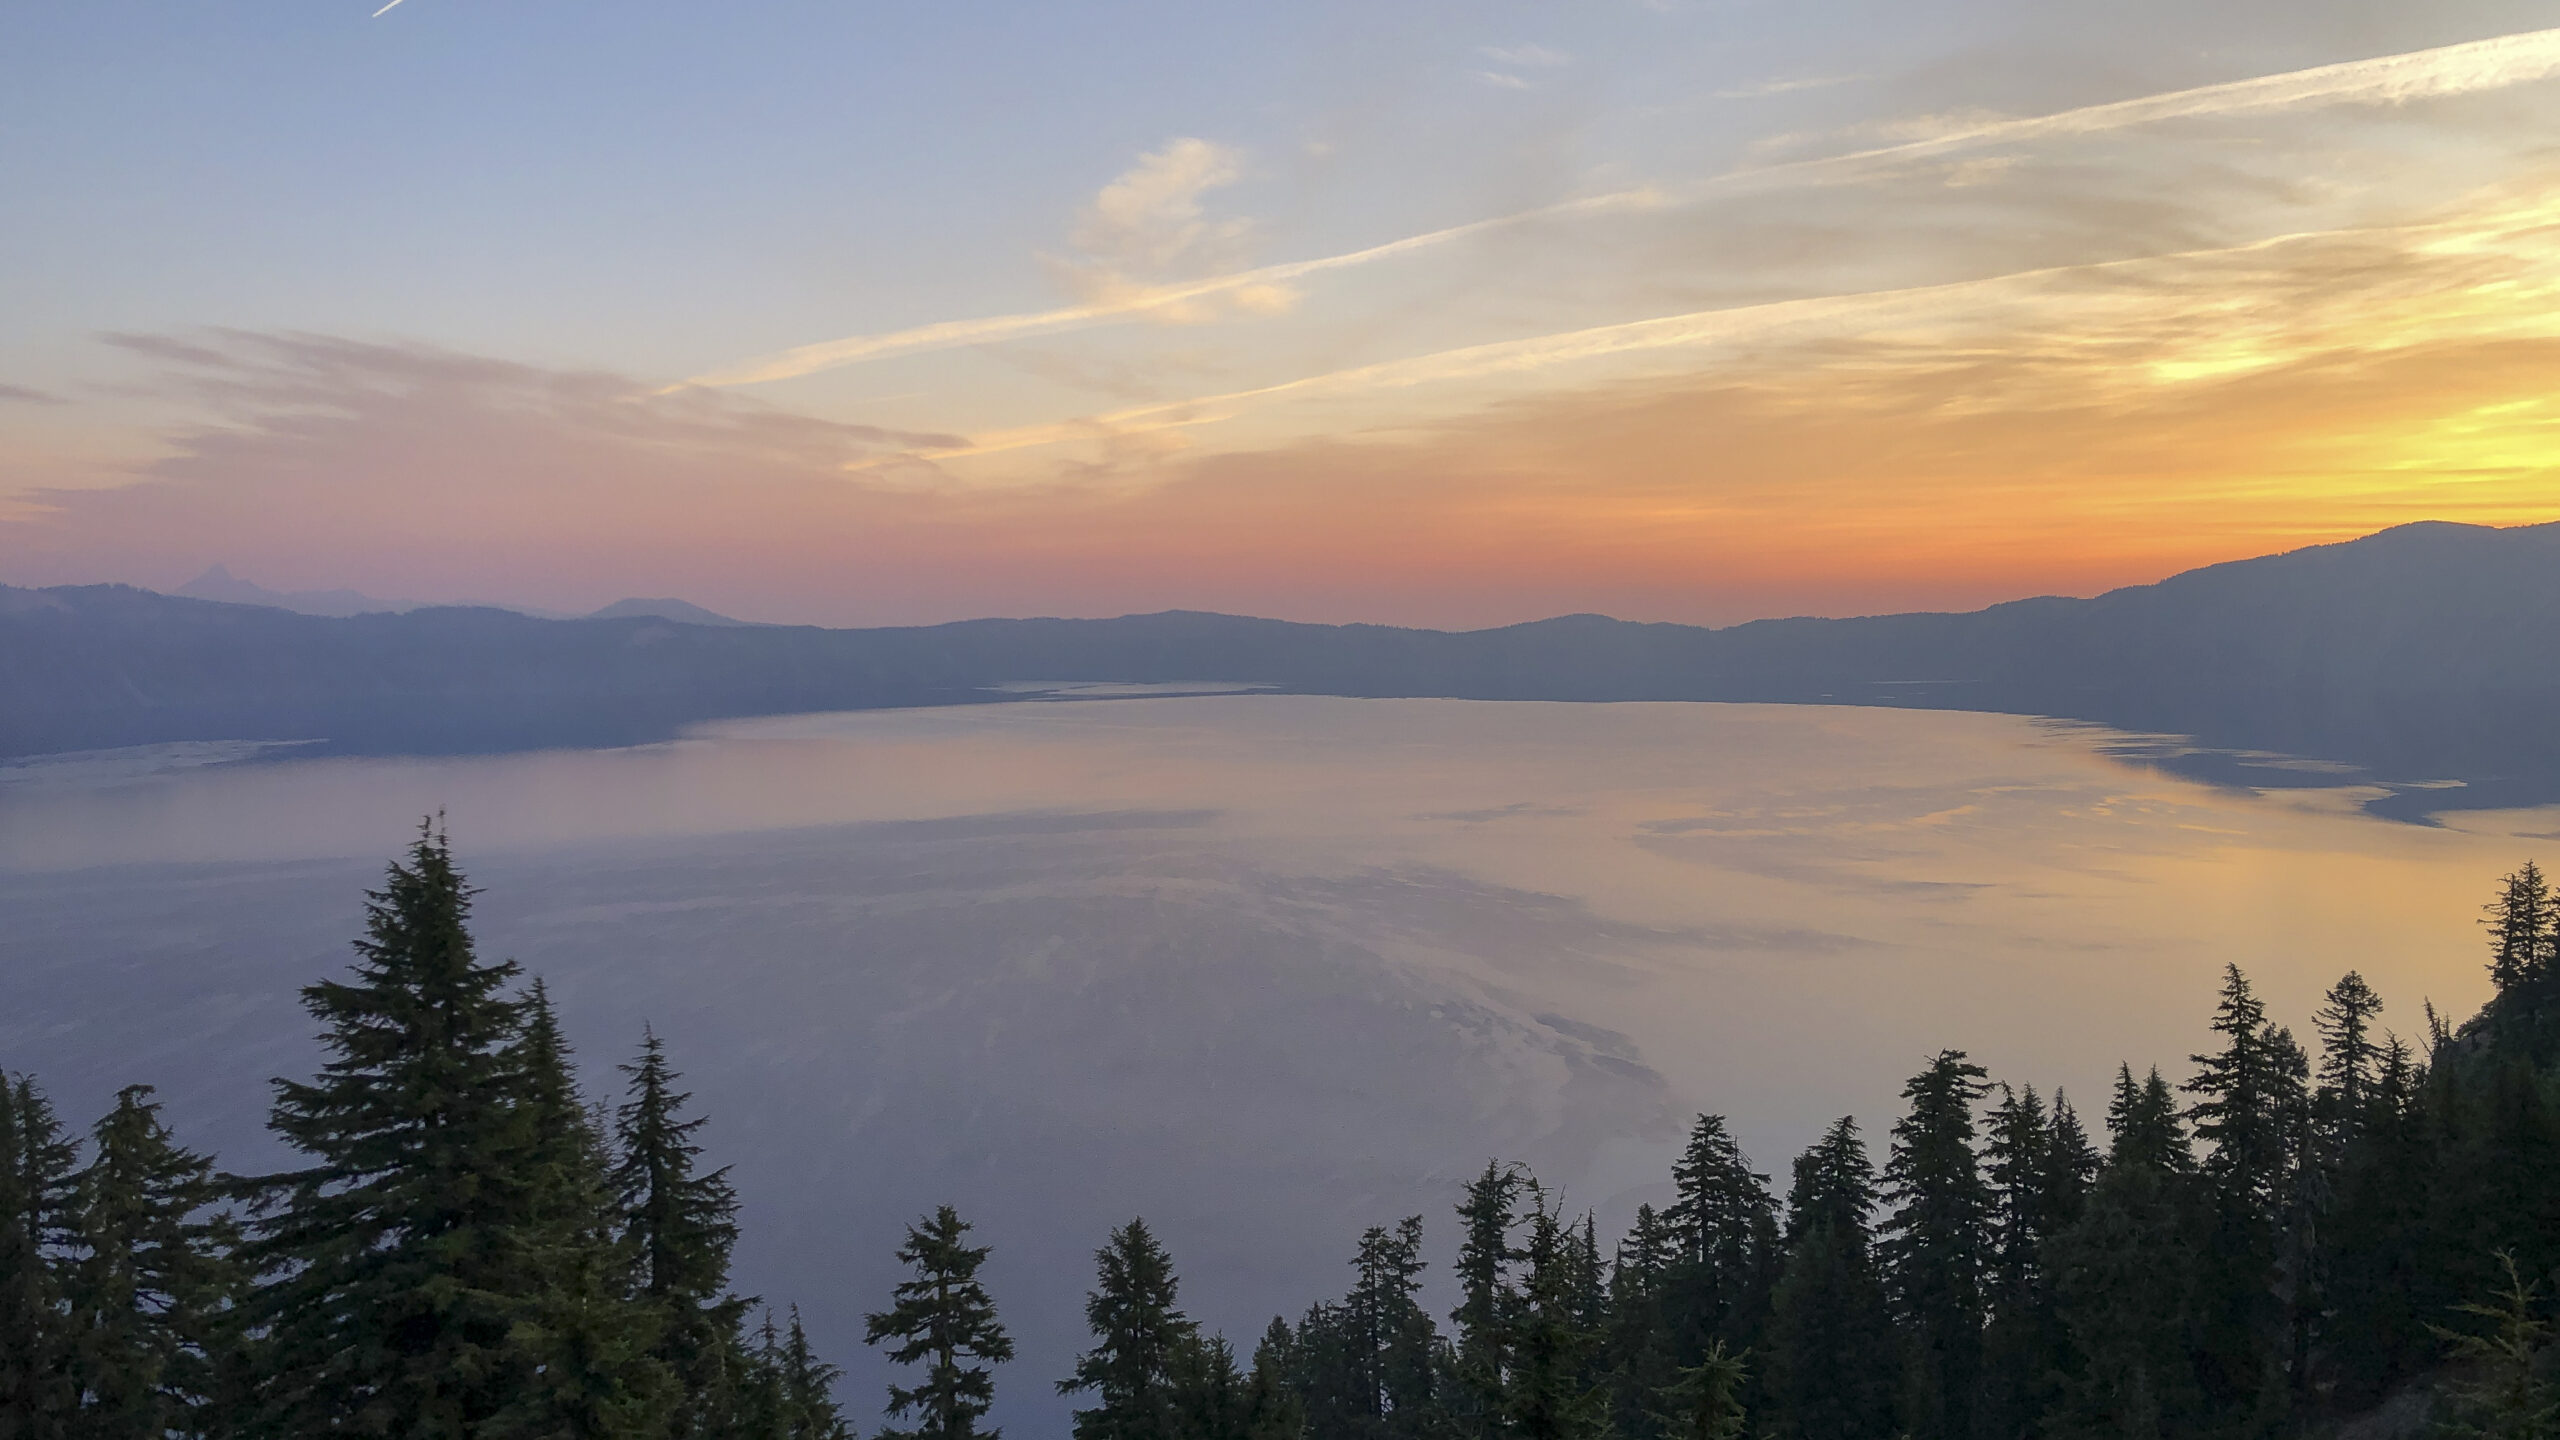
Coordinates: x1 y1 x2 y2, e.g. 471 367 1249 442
8 0 2560 627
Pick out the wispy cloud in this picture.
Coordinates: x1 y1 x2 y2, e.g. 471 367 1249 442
936 185 2560 460
1047 138 1274 318
1482 44 1573 69
1715 74 1860 100
687 26 2560 391
0 384 62 405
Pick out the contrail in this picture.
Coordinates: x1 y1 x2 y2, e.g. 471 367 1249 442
372 0 408 14
688 25 2560 391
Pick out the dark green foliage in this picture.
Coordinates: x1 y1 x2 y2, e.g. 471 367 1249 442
1292 1216 1443 1440
1650 1343 1745 1440
242 824 559 1433
1764 1117 1896 1440
1976 1084 2082 1440
1503 1196 1607 1440
0 1072 81 1438
2049 1065 2204 1440
1244 1319 1310 1440
614 1026 750 1436
64 1085 241 1439
2183 966 2312 1425
1061 1219 1195 1440
1661 1115 1778 1404
2430 1252 2560 1440
866 1205 1014 1440
1449 1162 1527 1440
1880 1050 1993 1440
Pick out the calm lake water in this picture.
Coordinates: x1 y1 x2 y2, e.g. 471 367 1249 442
3 695 2549 1428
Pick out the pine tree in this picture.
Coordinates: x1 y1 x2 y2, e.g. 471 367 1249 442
2313 972 2386 1125
241 823 557 1434
1502 1196 1605 1440
509 982 671 1438
1606 1204 1680 1440
2049 1066 2203 1440
2182 966 2310 1425
614 1026 750 1434
1978 1084 2071 1440
778 1307 851 1440
0 1071 81 1438
865 1204 1014 1440
1878 1051 1992 1440
1337 1216 1441 1440
1243 1320 1308 1440
1762 1118 1894 1440
2430 1251 2559 1440
64 1084 240 1440
1650 1344 1745 1440
1449 1162 1526 1440
1661 1116 1778 1380
1060 1219 1195 1440
1169 1332 1253 1440
2320 1031 2439 1407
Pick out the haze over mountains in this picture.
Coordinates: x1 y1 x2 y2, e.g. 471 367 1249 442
171 562 752 626
11 521 2560 815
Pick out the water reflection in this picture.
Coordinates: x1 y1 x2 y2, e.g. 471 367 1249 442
0 696 2548 1430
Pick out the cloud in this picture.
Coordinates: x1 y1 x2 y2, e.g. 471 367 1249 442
1482 44 1572 69
1052 138 1255 312
1716 75 1860 101
687 25 2560 390
16 277 2560 630
0 384 62 405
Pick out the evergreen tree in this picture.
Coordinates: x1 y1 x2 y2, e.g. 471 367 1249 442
1606 1204 1680 1440
242 824 567 1434
0 1071 81 1439
2313 972 2386 1126
64 1084 240 1440
1502 1196 1605 1440
1060 1219 1195 1440
2430 1251 2560 1440
1878 1050 1993 1440
2049 1066 2203 1440
865 1205 1014 1440
1977 1084 2075 1440
1169 1332 1253 1440
2319 1033 2437 1405
1661 1116 1778 1383
1763 1118 1895 1440
779 1308 851 1440
2481 862 2558 1057
615 1026 750 1436
1449 1163 1526 1440
1650 1344 1745 1440
1245 1319 1309 1440
1343 1217 1442 1440
2182 966 2310 1426
508 982 671 1439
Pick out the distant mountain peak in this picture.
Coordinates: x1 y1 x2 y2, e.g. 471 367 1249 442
175 565 412 618
584 597 755 626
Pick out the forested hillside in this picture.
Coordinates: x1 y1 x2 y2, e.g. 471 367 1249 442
9 521 2560 814
7 836 2560 1438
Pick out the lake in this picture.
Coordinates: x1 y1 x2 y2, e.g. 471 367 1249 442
2 695 2548 1430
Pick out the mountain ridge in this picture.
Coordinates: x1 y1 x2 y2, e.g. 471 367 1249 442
9 520 2560 816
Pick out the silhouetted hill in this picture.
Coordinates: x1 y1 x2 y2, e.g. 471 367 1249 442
9 521 2559 813
585 597 754 626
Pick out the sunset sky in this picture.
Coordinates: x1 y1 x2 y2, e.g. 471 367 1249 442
8 0 2560 627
